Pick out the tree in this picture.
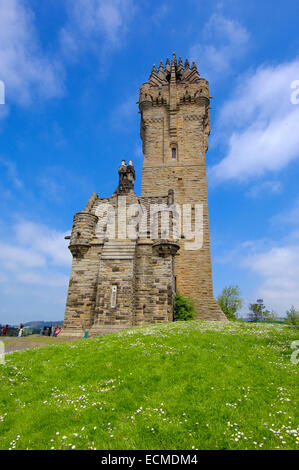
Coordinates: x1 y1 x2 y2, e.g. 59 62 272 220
285 306 299 326
174 293 196 321
263 309 279 322
248 301 269 322
217 285 243 321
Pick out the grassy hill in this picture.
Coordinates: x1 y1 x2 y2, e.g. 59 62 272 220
0 321 298 450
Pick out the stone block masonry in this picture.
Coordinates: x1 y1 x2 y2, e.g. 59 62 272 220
62 53 226 337
140 54 226 321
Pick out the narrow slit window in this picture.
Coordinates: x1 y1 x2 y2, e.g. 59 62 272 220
172 148 177 159
111 285 117 308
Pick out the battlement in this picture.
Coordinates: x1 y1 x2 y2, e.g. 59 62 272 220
139 53 210 113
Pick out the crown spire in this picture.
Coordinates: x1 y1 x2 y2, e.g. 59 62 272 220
165 57 170 73
146 55 201 86
148 63 158 84
171 52 177 67
177 56 184 75
170 56 176 84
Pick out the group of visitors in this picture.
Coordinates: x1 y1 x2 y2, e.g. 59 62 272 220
0 323 24 337
41 325 62 337
1 323 63 337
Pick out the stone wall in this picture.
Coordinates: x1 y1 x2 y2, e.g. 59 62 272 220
63 244 103 336
139 55 226 321
63 197 180 337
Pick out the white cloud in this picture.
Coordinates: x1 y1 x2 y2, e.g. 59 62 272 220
15 270 68 287
134 141 143 159
0 219 70 273
189 13 249 79
218 194 299 315
150 3 169 25
0 105 9 120
0 242 45 269
0 218 71 323
216 233 299 315
0 0 136 117
244 244 299 313
245 180 283 199
0 0 64 109
60 0 136 60
270 198 299 229
210 58 299 183
110 93 138 130
14 220 71 266
0 156 23 188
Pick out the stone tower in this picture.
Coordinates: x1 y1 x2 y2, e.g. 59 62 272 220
139 53 225 320
62 53 226 338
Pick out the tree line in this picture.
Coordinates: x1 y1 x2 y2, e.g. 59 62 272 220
217 285 299 325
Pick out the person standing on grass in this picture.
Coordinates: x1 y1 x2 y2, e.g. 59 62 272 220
1 325 9 336
55 326 62 337
18 323 24 337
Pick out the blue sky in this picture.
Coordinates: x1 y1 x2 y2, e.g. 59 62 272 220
1 0 299 324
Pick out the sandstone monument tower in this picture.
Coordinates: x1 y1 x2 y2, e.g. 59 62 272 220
62 54 226 337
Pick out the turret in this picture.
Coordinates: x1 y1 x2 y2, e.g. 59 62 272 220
69 212 98 258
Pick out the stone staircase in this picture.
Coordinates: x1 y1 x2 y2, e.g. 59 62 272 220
100 240 136 260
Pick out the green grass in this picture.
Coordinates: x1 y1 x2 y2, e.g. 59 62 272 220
0 321 298 450
1 335 76 354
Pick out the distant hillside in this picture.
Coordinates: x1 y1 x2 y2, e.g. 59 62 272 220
24 321 63 329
